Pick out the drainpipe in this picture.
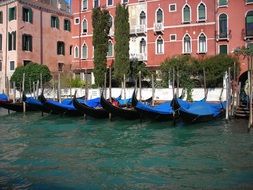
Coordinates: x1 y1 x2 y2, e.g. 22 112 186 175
4 3 8 94
79 0 81 72
40 8 43 64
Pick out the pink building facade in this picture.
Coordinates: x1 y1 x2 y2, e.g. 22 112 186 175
71 0 253 84
0 0 72 92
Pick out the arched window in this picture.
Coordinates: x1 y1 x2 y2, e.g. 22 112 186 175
74 46 79 58
82 44 87 59
107 41 113 57
82 19 87 34
156 37 163 54
82 0 87 10
183 5 190 23
246 11 253 37
198 3 206 21
140 11 146 25
183 34 191 53
219 14 227 38
156 9 163 23
198 33 206 53
140 38 146 54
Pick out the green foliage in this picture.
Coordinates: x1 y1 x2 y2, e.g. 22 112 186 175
203 54 237 87
10 62 52 92
160 55 237 100
92 7 111 87
114 3 130 82
160 55 199 100
70 78 84 88
60 72 84 88
129 59 151 80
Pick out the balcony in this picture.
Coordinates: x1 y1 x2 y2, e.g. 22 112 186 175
242 29 253 40
130 53 147 61
130 25 146 35
153 23 164 33
215 30 231 41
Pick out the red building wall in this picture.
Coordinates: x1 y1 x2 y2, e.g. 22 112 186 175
71 0 253 77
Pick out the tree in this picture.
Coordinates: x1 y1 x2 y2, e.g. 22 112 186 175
203 54 237 87
10 62 52 92
114 3 130 83
92 7 111 87
160 55 200 100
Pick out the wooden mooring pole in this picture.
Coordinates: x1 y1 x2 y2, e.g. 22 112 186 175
248 56 253 132
151 74 155 106
22 73 26 113
225 70 229 121
139 71 142 101
172 68 175 97
123 74 126 100
109 66 112 121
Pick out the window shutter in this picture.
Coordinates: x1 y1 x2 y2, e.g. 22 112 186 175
63 43 65 55
8 8 12 21
57 42 59 54
22 8 25 22
13 7 16 20
56 17 59 29
13 31 16 50
22 35 25 51
29 9 33 23
51 17 53 27
8 33 11 50
0 12 3 23
30 36 32 51
0 34 2 50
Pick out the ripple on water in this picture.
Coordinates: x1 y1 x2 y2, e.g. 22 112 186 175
0 110 252 189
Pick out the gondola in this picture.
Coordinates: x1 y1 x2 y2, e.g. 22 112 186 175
173 98 226 123
132 90 175 121
23 94 51 113
0 93 8 102
0 98 37 112
72 92 109 119
39 92 84 116
100 91 140 120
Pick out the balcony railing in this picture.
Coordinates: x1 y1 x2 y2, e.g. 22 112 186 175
242 29 253 40
130 53 147 61
215 30 231 41
153 23 164 33
130 25 146 35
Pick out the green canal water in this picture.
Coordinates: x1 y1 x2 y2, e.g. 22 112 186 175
0 109 252 190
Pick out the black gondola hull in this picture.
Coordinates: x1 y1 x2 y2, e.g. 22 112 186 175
134 107 174 121
0 101 37 112
100 94 139 120
73 98 108 119
43 102 82 116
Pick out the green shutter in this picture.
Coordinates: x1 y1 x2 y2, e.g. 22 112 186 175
22 35 25 50
9 8 12 21
220 45 227 54
51 16 54 27
0 12 3 23
56 17 59 29
14 7 16 20
8 32 11 50
29 8 33 23
0 34 2 50
29 35 32 51
13 31 16 50
63 43 65 55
